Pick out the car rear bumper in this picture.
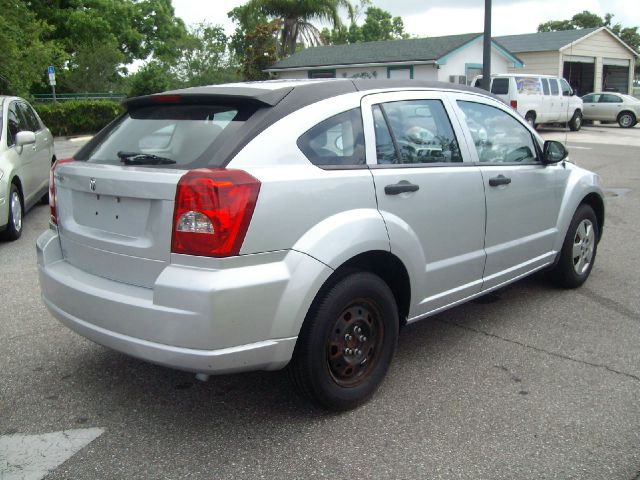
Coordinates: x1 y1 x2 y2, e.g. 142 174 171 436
37 228 332 374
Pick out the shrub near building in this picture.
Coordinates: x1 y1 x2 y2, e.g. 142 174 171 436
34 100 124 136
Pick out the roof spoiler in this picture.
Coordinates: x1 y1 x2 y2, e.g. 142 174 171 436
123 86 294 110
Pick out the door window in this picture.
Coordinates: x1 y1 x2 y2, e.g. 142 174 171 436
373 100 462 164
457 101 539 164
6 102 28 147
19 102 42 131
599 94 622 103
582 94 600 103
549 79 560 96
560 79 572 96
297 108 365 167
541 78 550 95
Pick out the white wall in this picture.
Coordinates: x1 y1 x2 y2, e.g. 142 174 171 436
507 51 561 76
437 39 514 84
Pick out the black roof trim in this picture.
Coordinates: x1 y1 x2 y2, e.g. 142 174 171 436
123 86 294 109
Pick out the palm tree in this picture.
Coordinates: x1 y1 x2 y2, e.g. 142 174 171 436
244 0 354 57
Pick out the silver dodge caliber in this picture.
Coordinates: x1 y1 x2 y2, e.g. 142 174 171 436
37 80 604 410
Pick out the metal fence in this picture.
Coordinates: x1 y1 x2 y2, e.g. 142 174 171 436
32 92 126 102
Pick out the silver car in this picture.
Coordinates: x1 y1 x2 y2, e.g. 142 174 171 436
1 96 55 240
37 80 604 410
582 92 640 128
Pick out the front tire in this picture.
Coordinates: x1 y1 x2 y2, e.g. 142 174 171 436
550 204 598 288
1 184 23 241
569 110 582 131
618 111 636 128
289 271 399 411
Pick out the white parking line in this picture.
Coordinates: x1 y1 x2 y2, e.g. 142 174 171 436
0 428 104 480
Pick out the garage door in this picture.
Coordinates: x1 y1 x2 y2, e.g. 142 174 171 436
603 59 630 94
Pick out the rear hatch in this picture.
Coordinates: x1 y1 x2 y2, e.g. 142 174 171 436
53 93 280 288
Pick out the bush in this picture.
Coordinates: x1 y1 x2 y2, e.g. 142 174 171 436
34 100 124 136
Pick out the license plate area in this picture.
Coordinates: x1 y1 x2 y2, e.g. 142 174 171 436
72 191 151 237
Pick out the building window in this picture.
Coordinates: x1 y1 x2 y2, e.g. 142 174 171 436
308 69 336 79
387 66 413 80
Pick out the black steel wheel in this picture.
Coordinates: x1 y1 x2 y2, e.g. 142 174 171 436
289 271 398 411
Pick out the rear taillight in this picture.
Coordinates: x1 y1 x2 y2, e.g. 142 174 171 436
171 169 261 257
49 158 74 225
510 100 518 109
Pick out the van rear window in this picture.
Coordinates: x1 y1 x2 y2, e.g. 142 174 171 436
76 104 254 169
490 78 509 95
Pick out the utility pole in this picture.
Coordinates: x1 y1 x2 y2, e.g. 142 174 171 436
482 0 492 91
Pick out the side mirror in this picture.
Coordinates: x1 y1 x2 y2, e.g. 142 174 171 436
16 131 36 147
542 140 568 164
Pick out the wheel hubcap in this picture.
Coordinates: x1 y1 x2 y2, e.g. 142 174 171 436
575 116 581 128
572 219 594 275
326 301 383 387
621 115 632 127
10 191 22 232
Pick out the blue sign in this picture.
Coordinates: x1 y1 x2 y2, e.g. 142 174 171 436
48 66 55 74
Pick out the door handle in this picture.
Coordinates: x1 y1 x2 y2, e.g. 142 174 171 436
384 180 420 195
489 175 511 187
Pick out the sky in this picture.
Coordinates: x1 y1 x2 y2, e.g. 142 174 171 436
171 0 640 38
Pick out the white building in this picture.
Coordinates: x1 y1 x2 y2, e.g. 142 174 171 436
265 33 523 86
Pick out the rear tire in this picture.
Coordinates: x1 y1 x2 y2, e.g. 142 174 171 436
618 111 636 128
289 271 398 411
1 184 23 241
524 111 537 130
569 111 582 131
549 204 598 288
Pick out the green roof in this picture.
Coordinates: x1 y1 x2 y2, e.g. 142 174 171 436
268 33 484 70
495 28 600 53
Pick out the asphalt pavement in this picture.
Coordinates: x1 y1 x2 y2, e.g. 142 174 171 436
1 127 639 479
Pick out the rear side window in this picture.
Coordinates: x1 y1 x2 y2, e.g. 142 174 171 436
78 104 249 169
600 94 622 103
297 108 365 167
491 78 509 95
515 77 541 95
549 79 560 96
7 102 28 147
541 78 550 95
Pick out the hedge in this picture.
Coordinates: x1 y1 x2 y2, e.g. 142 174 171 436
34 100 125 137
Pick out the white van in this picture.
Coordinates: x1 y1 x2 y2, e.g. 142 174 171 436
473 74 584 131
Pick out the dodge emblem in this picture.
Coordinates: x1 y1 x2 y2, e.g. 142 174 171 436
89 178 96 191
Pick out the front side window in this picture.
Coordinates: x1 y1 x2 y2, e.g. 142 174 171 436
297 108 365 167
457 101 539 164
491 78 509 95
549 79 560 96
560 79 572 97
373 100 462 164
19 102 42 131
7 102 28 147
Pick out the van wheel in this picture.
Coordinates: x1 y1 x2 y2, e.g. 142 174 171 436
1 184 23 241
549 204 598 288
289 271 398 411
569 111 582 131
525 112 537 129
617 111 636 128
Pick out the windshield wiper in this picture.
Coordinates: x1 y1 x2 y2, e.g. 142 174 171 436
117 151 176 165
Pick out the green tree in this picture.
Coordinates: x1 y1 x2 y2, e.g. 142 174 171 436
127 61 177 97
240 0 354 57
240 20 280 81
321 6 408 45
0 0 60 96
228 4 269 60
537 11 639 53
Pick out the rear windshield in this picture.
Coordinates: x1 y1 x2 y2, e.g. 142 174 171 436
76 104 252 169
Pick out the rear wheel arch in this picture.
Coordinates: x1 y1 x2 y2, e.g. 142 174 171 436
325 250 411 327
